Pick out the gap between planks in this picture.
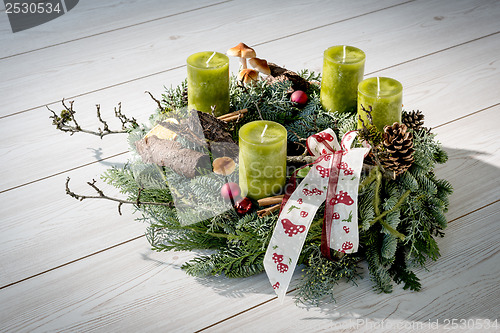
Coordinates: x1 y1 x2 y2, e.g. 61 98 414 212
2 26 498 121
0 0 233 61
0 0 416 120
0 234 145 290
2 63 498 194
191 198 500 331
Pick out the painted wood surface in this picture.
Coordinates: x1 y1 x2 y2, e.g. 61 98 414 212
0 0 498 331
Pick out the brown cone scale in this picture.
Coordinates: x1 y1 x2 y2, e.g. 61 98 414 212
380 122 415 176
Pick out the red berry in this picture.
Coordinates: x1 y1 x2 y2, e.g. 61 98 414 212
235 196 253 215
220 182 241 201
291 90 308 105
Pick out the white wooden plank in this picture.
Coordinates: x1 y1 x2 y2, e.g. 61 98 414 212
0 92 151 192
0 1 500 190
201 202 500 332
433 106 500 221
0 0 225 58
0 239 275 332
0 197 497 332
2 31 499 194
0 155 145 286
8 0 498 117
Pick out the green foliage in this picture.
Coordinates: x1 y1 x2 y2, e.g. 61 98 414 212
99 72 452 304
294 246 361 304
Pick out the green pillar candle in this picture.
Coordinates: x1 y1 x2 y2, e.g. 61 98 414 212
187 51 230 116
239 120 287 200
320 45 366 113
357 77 403 132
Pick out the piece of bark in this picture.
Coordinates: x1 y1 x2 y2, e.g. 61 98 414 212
187 110 234 143
135 136 210 178
186 110 239 160
158 110 239 160
265 63 310 92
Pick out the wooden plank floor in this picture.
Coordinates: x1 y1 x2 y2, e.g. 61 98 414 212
1 0 499 331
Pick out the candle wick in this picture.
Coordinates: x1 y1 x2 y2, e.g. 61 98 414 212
261 124 268 143
206 51 216 66
376 77 380 98
342 45 346 63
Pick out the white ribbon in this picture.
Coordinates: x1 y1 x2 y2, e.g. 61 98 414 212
263 129 369 302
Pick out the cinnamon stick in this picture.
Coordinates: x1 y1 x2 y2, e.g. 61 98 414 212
217 108 248 120
257 195 284 207
257 204 281 217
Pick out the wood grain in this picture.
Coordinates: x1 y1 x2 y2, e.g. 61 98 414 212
0 0 499 330
0 0 406 117
0 0 227 59
2 0 499 192
202 202 500 331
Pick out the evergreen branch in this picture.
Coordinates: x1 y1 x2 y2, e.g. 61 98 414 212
65 177 173 215
48 99 138 138
378 219 406 241
370 190 411 226
237 81 264 120
359 165 378 190
374 166 383 216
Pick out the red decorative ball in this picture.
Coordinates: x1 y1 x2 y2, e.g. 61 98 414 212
291 90 308 105
235 197 253 215
220 182 241 201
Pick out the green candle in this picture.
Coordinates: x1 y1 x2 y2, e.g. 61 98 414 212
357 77 403 132
187 51 230 116
320 45 366 113
239 121 287 200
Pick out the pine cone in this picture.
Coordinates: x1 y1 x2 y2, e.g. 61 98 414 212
358 124 383 147
402 110 424 130
379 122 414 176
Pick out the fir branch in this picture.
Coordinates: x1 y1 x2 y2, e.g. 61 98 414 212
294 246 361 305
369 190 410 226
236 81 264 120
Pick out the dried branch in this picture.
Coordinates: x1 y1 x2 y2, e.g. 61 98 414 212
48 99 138 138
287 155 316 164
65 177 173 215
145 91 163 111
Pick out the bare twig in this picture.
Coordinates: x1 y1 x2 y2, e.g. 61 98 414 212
145 91 163 110
287 128 308 154
287 155 316 164
48 99 138 138
65 177 173 215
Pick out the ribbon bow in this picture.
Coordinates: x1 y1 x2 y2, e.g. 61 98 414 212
263 129 370 302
